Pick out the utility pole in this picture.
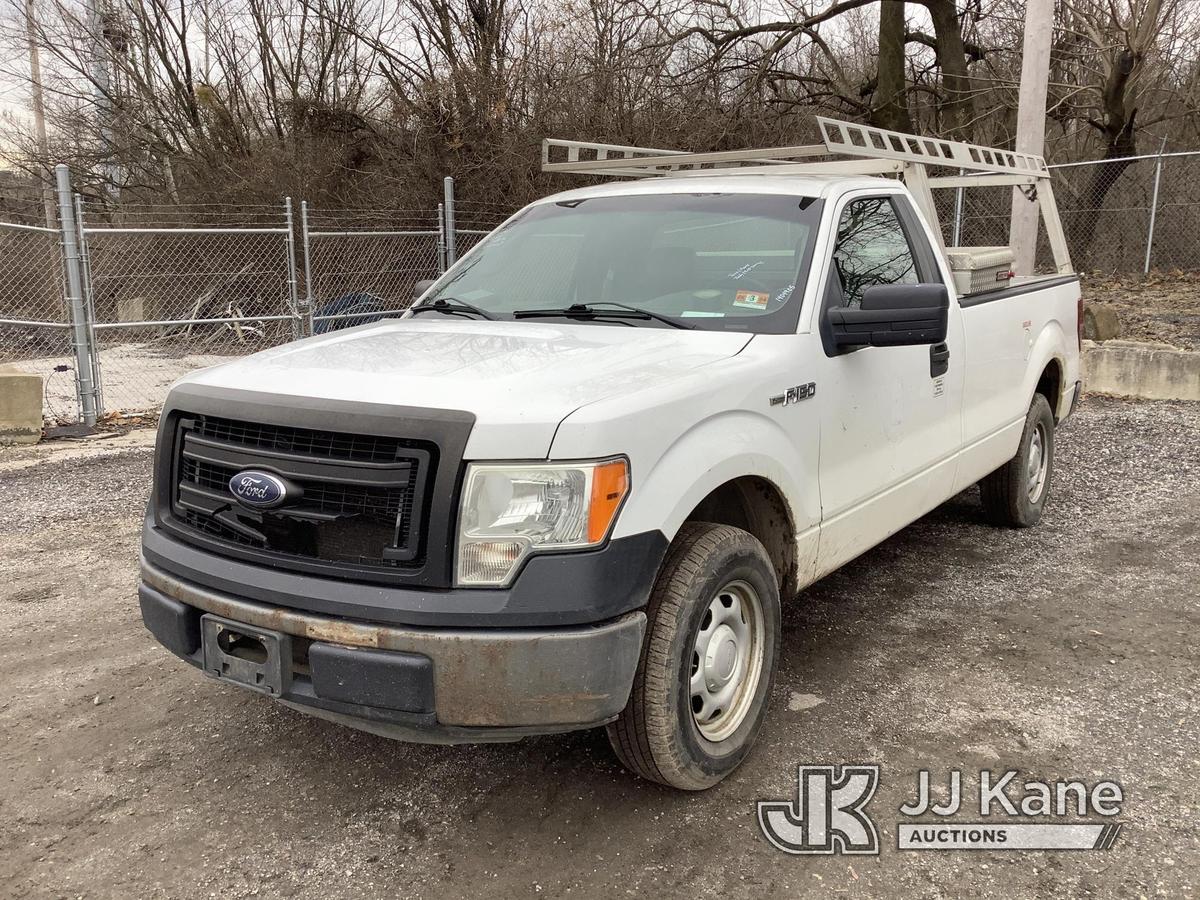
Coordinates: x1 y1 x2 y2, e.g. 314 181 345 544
201 0 211 80
1009 0 1054 273
84 0 119 196
23 0 55 230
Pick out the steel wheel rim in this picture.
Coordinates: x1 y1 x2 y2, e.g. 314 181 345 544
1027 421 1049 504
689 579 765 742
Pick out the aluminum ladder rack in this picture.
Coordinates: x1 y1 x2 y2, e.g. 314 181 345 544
542 117 1072 274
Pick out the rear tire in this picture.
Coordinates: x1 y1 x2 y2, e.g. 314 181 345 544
980 393 1055 527
606 522 780 790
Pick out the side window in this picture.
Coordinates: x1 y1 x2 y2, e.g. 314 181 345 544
828 197 919 309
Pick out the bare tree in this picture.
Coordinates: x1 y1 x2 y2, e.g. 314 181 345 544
2 0 1199 222
1051 0 1193 250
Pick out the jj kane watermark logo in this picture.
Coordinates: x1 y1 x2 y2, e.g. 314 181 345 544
758 766 1124 855
758 765 881 855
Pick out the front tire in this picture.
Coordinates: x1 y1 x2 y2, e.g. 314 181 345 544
980 393 1055 527
607 522 781 790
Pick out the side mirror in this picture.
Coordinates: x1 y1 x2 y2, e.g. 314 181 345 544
827 284 948 349
412 278 437 302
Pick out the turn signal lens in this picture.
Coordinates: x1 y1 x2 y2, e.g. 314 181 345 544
588 459 629 543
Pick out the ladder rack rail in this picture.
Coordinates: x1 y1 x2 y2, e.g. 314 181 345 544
542 118 1048 180
539 117 1070 274
814 117 1048 177
542 140 832 175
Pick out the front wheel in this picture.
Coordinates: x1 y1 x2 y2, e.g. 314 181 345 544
606 522 781 790
980 393 1055 527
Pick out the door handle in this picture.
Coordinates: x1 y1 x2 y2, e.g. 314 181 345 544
930 342 950 378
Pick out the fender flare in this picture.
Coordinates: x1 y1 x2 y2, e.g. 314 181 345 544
1024 322 1069 417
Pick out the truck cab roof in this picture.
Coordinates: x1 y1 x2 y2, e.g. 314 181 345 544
533 174 894 209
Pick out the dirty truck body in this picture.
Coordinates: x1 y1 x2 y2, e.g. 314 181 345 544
140 120 1082 788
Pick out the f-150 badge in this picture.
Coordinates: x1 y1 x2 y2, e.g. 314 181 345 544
770 382 816 407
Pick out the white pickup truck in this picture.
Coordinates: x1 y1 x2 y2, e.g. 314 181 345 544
139 120 1082 789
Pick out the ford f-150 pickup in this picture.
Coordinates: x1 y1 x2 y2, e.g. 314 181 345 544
139 119 1082 789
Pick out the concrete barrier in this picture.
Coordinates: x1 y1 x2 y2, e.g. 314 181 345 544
1084 340 1200 402
0 366 44 444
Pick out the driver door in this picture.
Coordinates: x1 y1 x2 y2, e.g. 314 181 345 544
813 192 964 578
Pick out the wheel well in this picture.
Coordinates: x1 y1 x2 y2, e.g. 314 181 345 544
685 476 798 599
1036 359 1063 420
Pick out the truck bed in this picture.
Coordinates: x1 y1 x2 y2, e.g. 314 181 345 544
959 273 1079 307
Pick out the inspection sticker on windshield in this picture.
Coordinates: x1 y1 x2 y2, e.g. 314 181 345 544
734 290 770 310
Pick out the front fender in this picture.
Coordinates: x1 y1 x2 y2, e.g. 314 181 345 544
622 411 814 536
548 340 822 587
606 410 821 586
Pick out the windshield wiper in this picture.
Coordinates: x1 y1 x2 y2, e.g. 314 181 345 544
512 302 693 330
410 297 496 320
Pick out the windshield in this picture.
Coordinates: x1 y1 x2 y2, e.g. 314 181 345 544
423 193 823 333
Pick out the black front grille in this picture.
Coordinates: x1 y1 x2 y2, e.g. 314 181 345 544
167 413 434 578
190 414 418 464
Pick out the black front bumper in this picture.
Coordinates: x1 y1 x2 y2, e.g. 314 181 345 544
142 516 667 628
140 561 648 741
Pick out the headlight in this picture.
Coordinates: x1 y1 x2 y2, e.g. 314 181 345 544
456 458 629 586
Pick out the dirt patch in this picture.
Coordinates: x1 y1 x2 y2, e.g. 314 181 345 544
1081 271 1200 350
0 397 1197 898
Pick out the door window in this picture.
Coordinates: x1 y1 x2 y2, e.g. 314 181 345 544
828 197 920 308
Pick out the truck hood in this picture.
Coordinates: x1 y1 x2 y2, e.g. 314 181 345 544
180 319 752 458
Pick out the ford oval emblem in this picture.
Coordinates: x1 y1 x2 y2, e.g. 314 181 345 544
228 470 289 509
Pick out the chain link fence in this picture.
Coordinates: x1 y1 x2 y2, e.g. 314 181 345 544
0 173 515 426
0 206 80 423
78 202 301 416
4 152 1199 428
945 150 1200 274
300 205 442 334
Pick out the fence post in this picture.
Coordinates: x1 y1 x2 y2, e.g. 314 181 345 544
443 176 457 266
54 164 99 427
300 200 315 334
283 196 303 338
73 192 104 415
1143 139 1167 275
436 202 447 273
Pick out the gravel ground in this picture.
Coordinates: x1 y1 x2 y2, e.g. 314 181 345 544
0 396 1197 899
